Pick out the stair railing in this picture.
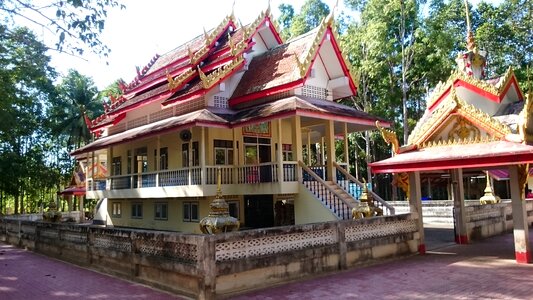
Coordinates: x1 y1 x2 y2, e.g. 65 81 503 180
299 161 355 220
333 162 395 215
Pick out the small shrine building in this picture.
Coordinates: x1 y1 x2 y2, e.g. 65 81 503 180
370 25 533 263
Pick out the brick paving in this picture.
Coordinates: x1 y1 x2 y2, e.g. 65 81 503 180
1 230 532 299
234 230 533 300
0 243 183 299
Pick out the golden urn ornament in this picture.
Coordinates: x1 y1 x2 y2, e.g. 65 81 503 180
479 172 501 204
199 169 240 234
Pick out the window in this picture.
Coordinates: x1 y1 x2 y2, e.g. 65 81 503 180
282 144 293 161
182 143 189 167
227 200 239 219
135 147 148 173
112 202 122 217
112 157 121 176
127 150 132 174
183 201 199 222
192 141 199 166
154 202 168 220
131 203 143 219
154 147 168 170
214 140 234 165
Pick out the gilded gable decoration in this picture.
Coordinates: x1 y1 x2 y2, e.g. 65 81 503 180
447 117 480 141
456 97 511 138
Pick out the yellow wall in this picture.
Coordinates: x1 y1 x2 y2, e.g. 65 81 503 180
294 185 338 224
107 197 210 233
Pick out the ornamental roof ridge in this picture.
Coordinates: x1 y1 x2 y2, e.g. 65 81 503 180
167 67 196 91
407 88 459 146
455 95 511 138
426 67 519 109
199 55 244 90
297 16 330 78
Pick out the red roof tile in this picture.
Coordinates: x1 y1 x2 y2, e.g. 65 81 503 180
231 29 315 99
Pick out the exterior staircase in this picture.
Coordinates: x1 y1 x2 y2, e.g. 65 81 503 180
299 161 396 220
299 161 357 220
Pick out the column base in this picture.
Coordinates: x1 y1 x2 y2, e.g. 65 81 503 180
515 251 532 264
418 244 426 255
455 235 468 244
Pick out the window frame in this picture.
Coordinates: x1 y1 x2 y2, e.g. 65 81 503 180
131 202 143 219
154 202 168 220
111 202 122 217
183 201 199 222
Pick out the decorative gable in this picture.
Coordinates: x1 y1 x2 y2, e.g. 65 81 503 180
409 88 511 147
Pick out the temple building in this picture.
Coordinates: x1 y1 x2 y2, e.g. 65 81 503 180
370 21 533 263
71 7 391 233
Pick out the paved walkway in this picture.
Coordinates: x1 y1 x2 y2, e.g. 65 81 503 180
0 243 183 299
2 230 532 299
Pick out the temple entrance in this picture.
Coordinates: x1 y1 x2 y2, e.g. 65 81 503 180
244 195 274 228
244 137 272 182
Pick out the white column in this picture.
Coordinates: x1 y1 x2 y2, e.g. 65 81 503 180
452 168 468 244
292 116 303 181
509 165 531 263
156 135 160 187
325 120 335 182
343 122 349 166
200 127 206 186
409 171 425 254
277 119 284 183
307 130 311 165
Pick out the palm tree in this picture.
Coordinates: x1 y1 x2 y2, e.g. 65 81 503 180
51 69 103 151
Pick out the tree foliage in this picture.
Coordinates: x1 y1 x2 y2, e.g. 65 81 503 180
280 0 533 196
0 0 125 57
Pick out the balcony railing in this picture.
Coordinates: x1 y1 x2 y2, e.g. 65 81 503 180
99 162 299 191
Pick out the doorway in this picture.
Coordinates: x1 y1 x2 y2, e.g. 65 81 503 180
244 137 272 182
244 195 274 228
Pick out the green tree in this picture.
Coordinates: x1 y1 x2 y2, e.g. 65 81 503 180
277 0 330 40
0 26 57 214
476 0 533 84
0 0 125 57
50 69 103 151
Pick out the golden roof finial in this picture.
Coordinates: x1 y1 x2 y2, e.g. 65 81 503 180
464 0 476 52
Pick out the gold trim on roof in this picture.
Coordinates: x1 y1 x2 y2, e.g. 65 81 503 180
297 17 329 78
408 89 459 146
410 88 512 147
456 97 511 138
427 67 517 108
190 14 237 65
191 45 210 65
167 68 196 91
199 55 244 89
421 135 498 148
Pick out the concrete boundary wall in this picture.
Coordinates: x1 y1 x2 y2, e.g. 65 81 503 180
390 200 533 241
0 213 420 299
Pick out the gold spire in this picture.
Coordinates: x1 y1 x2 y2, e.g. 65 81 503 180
464 0 476 52
216 168 222 198
479 172 501 204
